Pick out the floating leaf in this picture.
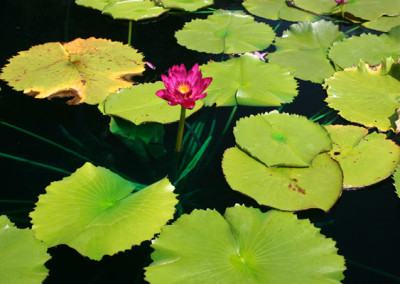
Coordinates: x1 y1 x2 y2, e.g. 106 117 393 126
234 112 331 167
175 10 275 54
30 163 178 260
325 125 400 189
145 206 345 283
325 59 400 132
0 37 145 105
223 148 342 211
267 20 343 83
340 0 400 21
76 0 168 21
243 0 316 22
160 0 213 12
329 28 400 69
99 81 203 125
363 15 400 32
200 54 298 107
0 216 51 284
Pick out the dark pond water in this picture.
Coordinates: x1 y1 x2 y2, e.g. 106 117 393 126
0 1 400 283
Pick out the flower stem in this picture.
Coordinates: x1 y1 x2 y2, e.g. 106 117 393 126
175 106 186 153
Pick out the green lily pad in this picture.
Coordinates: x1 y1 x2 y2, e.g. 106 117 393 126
160 0 213 12
30 163 178 260
145 205 345 283
267 20 343 83
223 148 342 211
243 0 316 22
0 216 51 284
363 15 400 32
393 164 400 198
175 10 275 54
340 0 400 21
200 54 298 107
234 112 332 167
329 27 400 69
0 37 145 105
99 81 203 125
325 59 400 132
76 0 168 21
325 125 400 189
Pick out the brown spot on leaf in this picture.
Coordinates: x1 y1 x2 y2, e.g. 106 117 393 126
81 79 86 84
333 152 340 155
297 188 306 194
47 89 82 105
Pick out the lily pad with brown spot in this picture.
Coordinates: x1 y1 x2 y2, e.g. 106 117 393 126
0 37 145 105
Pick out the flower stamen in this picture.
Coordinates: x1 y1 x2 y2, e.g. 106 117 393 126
178 84 190 94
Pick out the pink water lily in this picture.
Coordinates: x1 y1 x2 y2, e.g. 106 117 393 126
156 63 212 109
334 0 347 3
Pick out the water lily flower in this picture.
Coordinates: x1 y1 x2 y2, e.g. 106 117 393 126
156 63 212 109
334 0 347 3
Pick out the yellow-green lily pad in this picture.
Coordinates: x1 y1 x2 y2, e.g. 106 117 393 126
325 125 400 189
340 0 400 21
145 206 345 283
0 37 145 105
363 15 400 32
160 0 213 12
200 54 298 107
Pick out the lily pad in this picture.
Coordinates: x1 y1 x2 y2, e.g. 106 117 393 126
340 0 400 21
145 205 345 283
329 27 400 69
325 125 400 189
200 54 298 107
243 0 316 22
0 37 145 104
325 59 400 132
160 0 213 12
175 10 275 54
223 148 342 211
0 216 51 284
267 20 343 83
76 0 168 21
99 81 203 125
234 112 331 167
363 15 400 32
30 163 178 260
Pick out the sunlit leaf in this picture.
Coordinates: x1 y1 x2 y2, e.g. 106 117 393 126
234 112 331 167
325 125 400 189
340 0 400 21
363 15 400 32
223 148 342 211
175 10 275 54
200 54 298 107
160 0 213 12
243 0 316 22
267 20 343 83
76 0 168 21
145 206 345 283
0 216 51 284
30 163 178 260
325 59 400 132
0 38 145 105
99 81 203 125
329 27 400 69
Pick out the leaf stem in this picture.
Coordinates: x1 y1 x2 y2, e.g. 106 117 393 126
0 199 35 204
346 258 400 281
128 20 133 46
175 107 186 153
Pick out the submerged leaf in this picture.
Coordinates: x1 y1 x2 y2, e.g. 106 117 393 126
325 125 400 189
234 112 331 167
223 148 342 211
175 10 275 54
268 20 343 83
99 81 203 125
76 0 168 21
0 38 145 104
0 216 51 284
325 59 400 132
393 164 400 198
200 54 298 107
30 163 178 260
145 206 345 283
329 27 400 69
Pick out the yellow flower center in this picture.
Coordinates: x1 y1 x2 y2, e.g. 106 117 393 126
178 84 190 94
